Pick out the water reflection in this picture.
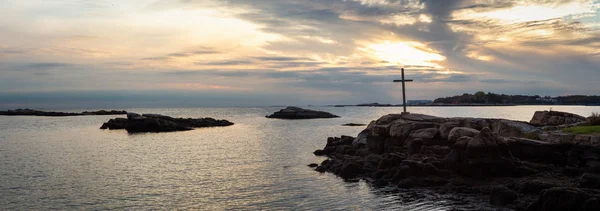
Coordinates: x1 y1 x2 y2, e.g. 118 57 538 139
0 106 597 210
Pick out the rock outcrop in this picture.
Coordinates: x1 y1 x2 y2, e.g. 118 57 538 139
530 110 587 126
266 107 339 119
100 113 233 133
312 112 600 210
0 108 127 116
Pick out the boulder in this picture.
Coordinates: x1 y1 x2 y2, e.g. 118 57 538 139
409 128 440 142
439 122 459 140
491 119 541 138
389 122 438 138
465 128 500 158
490 186 518 205
530 110 587 126
448 127 480 143
266 107 339 119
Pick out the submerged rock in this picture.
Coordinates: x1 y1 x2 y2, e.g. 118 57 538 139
266 107 339 119
100 113 233 133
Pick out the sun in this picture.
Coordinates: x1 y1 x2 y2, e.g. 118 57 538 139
365 41 446 67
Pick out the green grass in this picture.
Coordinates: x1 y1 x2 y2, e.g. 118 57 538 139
563 125 600 135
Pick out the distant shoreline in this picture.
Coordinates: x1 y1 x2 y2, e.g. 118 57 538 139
327 103 600 107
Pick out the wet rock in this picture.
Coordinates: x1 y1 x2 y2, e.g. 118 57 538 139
490 186 518 205
266 106 339 119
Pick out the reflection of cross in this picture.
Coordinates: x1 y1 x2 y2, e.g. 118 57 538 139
393 68 413 114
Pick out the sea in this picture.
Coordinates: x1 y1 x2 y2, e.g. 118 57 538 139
1 106 599 210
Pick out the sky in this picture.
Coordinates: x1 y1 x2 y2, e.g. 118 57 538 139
1 0 599 108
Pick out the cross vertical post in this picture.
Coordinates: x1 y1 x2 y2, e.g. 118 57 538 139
393 68 413 114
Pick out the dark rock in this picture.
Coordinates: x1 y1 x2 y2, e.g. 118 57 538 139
582 198 600 211
409 128 440 143
342 123 366 126
266 107 339 119
339 162 364 179
580 173 600 189
439 121 459 140
100 114 233 133
313 149 327 156
308 163 318 168
531 187 598 211
311 112 600 210
448 127 480 143
407 138 423 156
100 118 128 130
1 108 127 117
490 186 518 205
519 180 559 194
465 128 501 159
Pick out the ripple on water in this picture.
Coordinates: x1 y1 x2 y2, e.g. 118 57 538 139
1 106 598 210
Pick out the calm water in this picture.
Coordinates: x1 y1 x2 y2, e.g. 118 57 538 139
1 106 598 210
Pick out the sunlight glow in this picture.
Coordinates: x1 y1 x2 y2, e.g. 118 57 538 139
364 41 445 67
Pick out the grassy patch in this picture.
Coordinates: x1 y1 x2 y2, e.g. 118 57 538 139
563 125 600 135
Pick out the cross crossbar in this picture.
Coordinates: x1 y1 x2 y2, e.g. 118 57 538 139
393 68 413 114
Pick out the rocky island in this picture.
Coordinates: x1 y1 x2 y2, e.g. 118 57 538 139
266 106 339 119
312 110 600 210
101 113 234 133
0 108 127 116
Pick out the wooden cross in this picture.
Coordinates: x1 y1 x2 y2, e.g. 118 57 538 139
393 68 413 114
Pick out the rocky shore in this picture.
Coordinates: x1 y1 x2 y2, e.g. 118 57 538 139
267 106 339 119
312 111 600 210
101 113 234 133
0 109 127 116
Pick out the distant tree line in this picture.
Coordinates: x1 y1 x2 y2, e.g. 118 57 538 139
433 91 600 105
